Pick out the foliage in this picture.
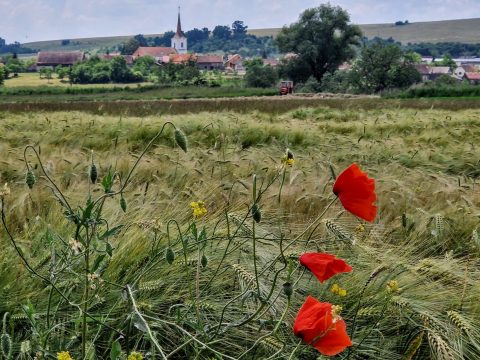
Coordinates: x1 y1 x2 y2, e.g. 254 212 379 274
153 61 204 86
121 38 141 55
404 41 480 58
0 37 36 54
55 65 68 80
386 83 480 98
276 4 362 82
69 56 142 84
0 66 4 86
132 55 156 78
244 64 277 88
350 41 421 93
212 25 232 40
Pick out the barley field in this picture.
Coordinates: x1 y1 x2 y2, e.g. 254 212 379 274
0 106 479 359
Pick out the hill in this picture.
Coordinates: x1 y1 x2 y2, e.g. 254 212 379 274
19 17 480 54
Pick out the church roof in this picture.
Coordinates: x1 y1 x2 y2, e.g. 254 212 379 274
174 10 185 38
132 47 177 58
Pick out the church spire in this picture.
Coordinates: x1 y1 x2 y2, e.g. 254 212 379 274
176 6 183 37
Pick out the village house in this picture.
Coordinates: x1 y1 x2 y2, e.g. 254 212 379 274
132 47 177 62
99 53 134 66
263 58 279 67
197 55 224 70
36 51 85 69
224 54 244 73
168 53 197 64
428 66 452 80
414 64 431 82
465 72 480 85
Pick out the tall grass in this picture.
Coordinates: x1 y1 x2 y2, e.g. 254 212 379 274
0 107 479 359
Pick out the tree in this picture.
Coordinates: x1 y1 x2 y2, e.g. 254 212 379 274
350 42 421 93
212 25 231 40
232 21 248 37
133 55 155 77
134 34 148 47
0 66 5 86
276 4 362 83
245 64 278 88
55 65 68 80
121 38 141 55
186 28 210 46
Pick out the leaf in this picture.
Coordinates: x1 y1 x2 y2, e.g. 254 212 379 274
91 254 106 273
110 340 122 360
81 197 95 223
101 170 115 193
133 313 148 333
99 225 123 241
106 242 113 257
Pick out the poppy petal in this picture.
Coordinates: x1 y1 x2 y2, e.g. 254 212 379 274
299 253 352 283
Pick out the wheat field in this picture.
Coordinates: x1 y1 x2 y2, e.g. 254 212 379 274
0 106 479 359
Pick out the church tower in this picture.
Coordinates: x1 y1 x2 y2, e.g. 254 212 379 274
171 8 187 54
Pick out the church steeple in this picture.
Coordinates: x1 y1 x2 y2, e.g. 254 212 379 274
176 7 184 37
171 6 187 54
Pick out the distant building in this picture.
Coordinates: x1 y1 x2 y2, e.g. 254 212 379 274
224 54 244 73
197 55 224 70
414 64 431 81
263 59 279 67
169 53 197 64
462 64 479 72
100 53 134 66
171 8 187 54
453 66 466 80
429 66 452 80
465 72 480 85
132 47 177 61
36 51 84 68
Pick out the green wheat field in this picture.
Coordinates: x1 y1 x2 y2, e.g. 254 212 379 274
0 104 479 359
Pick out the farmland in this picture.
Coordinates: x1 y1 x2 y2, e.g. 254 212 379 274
0 103 479 359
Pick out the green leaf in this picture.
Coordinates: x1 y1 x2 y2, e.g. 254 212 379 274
110 340 122 360
91 254 106 273
99 225 123 241
101 170 115 193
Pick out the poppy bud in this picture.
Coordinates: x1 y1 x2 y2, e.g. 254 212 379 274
26 170 36 189
174 129 188 153
166 247 175 264
1 333 12 359
283 282 293 298
252 203 261 223
120 196 127 212
90 164 98 184
402 213 407 228
201 254 208 268
286 149 294 160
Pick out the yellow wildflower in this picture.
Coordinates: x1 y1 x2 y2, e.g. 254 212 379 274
331 304 343 323
190 201 207 218
128 352 143 360
331 283 347 296
355 223 365 234
0 183 10 198
57 352 74 360
386 279 400 294
281 148 295 166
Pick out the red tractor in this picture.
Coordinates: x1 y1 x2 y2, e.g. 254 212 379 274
279 80 294 95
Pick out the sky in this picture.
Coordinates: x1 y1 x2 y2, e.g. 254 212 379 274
1 0 480 43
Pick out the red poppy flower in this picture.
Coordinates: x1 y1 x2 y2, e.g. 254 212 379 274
333 163 377 222
300 253 352 283
293 296 352 356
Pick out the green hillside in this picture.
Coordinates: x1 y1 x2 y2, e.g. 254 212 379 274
20 17 480 54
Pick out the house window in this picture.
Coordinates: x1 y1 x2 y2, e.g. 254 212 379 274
181 42 184 48
174 43 176 48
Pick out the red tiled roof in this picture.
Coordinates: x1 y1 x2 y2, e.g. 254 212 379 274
170 54 197 63
414 64 430 75
197 55 223 64
225 54 242 65
263 59 279 67
463 64 478 72
466 72 480 80
100 54 134 65
37 51 84 65
133 47 177 58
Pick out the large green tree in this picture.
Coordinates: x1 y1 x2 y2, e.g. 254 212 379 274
276 4 362 82
350 42 421 93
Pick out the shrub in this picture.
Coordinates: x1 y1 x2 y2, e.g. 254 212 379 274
244 65 277 88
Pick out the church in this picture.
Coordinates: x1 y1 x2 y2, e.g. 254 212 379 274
171 9 187 54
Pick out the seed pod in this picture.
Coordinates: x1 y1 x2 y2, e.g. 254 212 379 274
252 203 261 223
25 170 36 189
283 282 293 298
201 254 208 268
90 164 98 184
120 196 127 212
1 333 12 359
402 213 407 228
166 247 175 264
174 128 188 153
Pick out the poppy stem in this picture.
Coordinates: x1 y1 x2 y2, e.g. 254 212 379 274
291 197 338 243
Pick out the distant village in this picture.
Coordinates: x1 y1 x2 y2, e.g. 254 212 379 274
2 10 480 86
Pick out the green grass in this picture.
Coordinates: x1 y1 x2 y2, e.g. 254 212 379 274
0 106 480 359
